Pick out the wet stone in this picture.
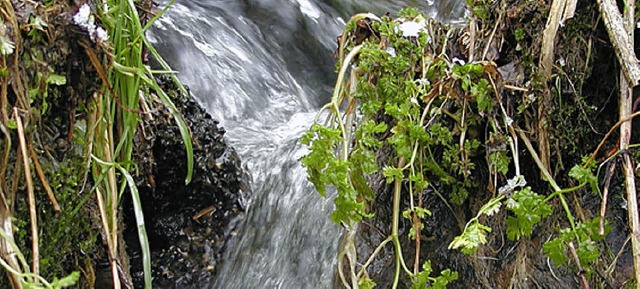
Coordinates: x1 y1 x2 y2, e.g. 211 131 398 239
125 77 250 288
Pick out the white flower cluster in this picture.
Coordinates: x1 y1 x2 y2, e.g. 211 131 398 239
73 4 108 43
396 19 426 38
498 175 526 196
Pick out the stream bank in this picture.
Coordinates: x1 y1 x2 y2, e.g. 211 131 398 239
325 1 638 288
0 1 248 288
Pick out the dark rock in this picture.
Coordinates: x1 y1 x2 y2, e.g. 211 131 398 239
125 77 250 288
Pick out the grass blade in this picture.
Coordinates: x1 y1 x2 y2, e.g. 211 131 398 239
138 67 194 184
117 165 152 289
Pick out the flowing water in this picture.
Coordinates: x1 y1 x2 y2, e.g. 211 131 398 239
148 1 465 288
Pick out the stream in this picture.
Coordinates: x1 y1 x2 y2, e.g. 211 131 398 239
147 1 465 288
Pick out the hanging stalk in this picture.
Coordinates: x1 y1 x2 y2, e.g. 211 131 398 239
14 109 38 283
618 0 640 283
90 91 121 289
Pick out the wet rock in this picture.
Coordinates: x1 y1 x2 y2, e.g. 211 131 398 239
125 77 250 288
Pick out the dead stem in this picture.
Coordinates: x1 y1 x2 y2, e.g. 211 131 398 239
14 108 38 282
95 187 121 289
537 0 577 179
481 1 504 61
28 145 60 213
585 110 640 165
567 241 591 289
0 66 9 193
0 119 9 193
599 161 616 235
540 0 568 78
618 0 640 284
0 172 22 289
597 0 640 85
9 149 21 213
0 206 22 289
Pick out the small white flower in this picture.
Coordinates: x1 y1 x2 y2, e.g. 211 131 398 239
452 57 466 66
498 175 526 195
505 116 513 126
73 4 91 27
416 78 430 85
397 20 426 38
385 46 396 57
0 35 14 55
95 27 108 42
73 4 108 43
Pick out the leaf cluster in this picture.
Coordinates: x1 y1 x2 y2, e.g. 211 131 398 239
505 187 552 240
543 217 610 270
411 261 459 289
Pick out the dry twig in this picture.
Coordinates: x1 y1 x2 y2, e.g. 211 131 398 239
616 0 640 283
14 108 38 282
28 146 60 213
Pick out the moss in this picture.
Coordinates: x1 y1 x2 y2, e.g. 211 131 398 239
8 151 100 287
0 1 104 286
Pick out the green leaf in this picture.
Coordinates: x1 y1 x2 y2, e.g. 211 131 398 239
46 74 67 86
383 166 404 184
6 119 16 129
514 28 526 42
411 261 434 289
117 165 152 288
488 150 510 175
403 208 412 219
472 5 489 19
431 269 459 288
472 79 492 112
350 165 375 200
478 196 502 216
449 222 491 254
505 187 551 240
543 238 569 265
408 224 424 240
358 275 377 289
577 239 598 264
544 217 610 269
140 66 194 185
50 271 80 288
415 207 431 218
568 164 598 193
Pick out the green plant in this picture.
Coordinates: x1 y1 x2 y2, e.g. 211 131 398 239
302 6 620 287
0 0 194 287
0 228 79 289
84 0 194 288
300 9 514 287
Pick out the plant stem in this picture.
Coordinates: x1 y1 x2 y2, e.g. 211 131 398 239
619 0 640 282
14 109 38 283
517 128 577 233
357 236 393 279
392 157 407 289
332 45 363 105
